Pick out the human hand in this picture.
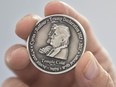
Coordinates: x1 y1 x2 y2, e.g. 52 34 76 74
2 1 116 87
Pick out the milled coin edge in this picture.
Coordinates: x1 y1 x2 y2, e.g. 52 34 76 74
27 14 87 74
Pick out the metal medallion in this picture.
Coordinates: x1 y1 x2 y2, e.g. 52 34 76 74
27 14 86 74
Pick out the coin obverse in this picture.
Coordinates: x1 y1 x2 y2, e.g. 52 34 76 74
27 14 86 74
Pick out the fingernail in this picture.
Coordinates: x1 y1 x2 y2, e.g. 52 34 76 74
45 0 69 14
84 52 98 80
32 15 41 20
19 14 40 23
6 48 20 64
58 1 69 14
6 48 19 68
6 54 11 65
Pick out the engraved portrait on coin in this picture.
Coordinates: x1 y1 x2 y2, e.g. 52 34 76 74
27 14 86 74
39 24 70 60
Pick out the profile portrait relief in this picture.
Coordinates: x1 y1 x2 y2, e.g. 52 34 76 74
39 24 71 60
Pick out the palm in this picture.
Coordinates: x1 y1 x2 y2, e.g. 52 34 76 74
13 56 76 87
24 68 75 87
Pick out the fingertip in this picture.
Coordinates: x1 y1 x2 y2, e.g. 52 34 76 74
76 51 92 68
2 77 16 87
2 77 29 87
15 14 41 40
75 52 114 86
83 52 99 80
5 45 30 70
44 1 68 16
76 51 99 80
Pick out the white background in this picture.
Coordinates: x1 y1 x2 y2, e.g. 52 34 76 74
0 0 116 86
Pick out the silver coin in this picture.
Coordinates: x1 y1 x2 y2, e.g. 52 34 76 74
27 14 86 74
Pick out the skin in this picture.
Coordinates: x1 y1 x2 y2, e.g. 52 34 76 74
2 1 116 87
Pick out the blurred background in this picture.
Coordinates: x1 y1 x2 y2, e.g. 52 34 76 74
0 0 116 86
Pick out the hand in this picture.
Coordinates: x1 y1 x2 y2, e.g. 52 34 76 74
2 1 116 87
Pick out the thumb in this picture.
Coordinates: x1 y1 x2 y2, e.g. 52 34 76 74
75 51 114 87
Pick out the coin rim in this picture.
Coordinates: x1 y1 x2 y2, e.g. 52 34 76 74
27 14 87 74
